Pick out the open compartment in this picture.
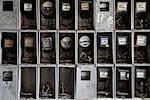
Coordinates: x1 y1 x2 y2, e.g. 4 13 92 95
59 33 75 64
58 67 75 99
116 32 132 64
40 32 56 64
1 32 17 64
59 0 75 30
78 33 94 64
39 67 55 99
20 67 36 99
97 32 113 63
134 32 150 63
21 32 37 64
116 67 132 98
134 0 150 29
115 0 131 30
40 0 56 30
78 0 94 30
97 67 113 98
20 0 37 29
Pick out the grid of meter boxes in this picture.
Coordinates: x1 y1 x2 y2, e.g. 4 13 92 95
0 0 150 100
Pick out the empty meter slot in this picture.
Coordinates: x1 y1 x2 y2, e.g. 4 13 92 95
59 67 75 99
20 67 36 99
39 67 55 99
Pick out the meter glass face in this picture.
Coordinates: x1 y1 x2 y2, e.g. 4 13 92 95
136 35 147 46
118 36 127 45
3 71 13 81
99 69 109 78
117 2 128 12
81 71 90 80
42 37 53 50
99 2 109 11
119 70 129 80
100 37 109 47
136 2 146 13
136 69 146 79
62 3 70 11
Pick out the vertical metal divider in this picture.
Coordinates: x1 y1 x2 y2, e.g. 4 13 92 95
18 0 21 30
18 66 21 99
94 31 97 100
56 0 59 30
76 31 79 100
37 0 40 30
131 0 135 98
75 31 78 65
132 64 135 99
132 32 135 99
36 66 39 99
19 31 21 66
56 0 59 98
113 31 117 99
74 65 77 100
95 64 97 100
75 0 78 31
94 31 97 65
56 65 59 100
113 0 116 95
38 31 41 66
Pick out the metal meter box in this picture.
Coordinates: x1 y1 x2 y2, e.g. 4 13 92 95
58 67 75 99
39 67 55 99
1 32 17 65
134 0 150 29
59 0 75 30
115 0 131 30
135 66 150 98
59 33 75 64
20 67 36 99
0 67 18 100
0 0 18 29
76 66 96 99
97 67 113 98
95 0 114 30
78 0 94 30
40 0 56 30
116 67 132 98
21 32 37 64
97 32 113 63
78 33 94 64
134 32 150 63
40 32 56 64
116 32 132 64
20 0 37 29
